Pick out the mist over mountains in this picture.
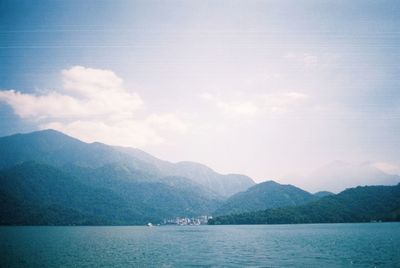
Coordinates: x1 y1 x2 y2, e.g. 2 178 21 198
283 160 400 193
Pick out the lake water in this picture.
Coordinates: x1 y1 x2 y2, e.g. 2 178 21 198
1 223 399 267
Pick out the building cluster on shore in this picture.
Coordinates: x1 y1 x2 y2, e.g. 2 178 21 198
163 216 212 225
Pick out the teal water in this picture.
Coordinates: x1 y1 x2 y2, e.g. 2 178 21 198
1 223 399 267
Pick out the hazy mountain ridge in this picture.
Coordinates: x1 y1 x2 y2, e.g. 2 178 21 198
0 129 255 197
209 183 400 225
117 146 255 197
287 161 400 193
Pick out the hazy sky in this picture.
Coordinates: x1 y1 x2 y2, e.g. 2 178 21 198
1 0 400 191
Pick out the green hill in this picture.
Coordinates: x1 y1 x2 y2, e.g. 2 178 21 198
0 162 222 225
209 184 400 225
213 180 317 216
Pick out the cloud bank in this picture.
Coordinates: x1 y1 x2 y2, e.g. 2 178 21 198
201 91 309 117
0 66 186 147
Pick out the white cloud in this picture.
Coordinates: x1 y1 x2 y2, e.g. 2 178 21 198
201 91 309 117
0 90 83 119
0 66 186 147
0 66 143 120
285 52 319 67
145 114 187 133
62 66 123 97
216 100 260 117
262 92 309 113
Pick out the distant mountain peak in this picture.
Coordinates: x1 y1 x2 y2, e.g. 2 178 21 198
260 180 279 185
29 128 69 136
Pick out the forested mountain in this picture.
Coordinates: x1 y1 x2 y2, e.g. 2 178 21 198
0 162 222 225
313 191 334 198
0 129 254 197
209 184 400 225
213 180 318 216
0 129 255 225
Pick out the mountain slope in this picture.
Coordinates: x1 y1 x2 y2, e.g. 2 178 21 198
209 184 400 225
0 162 222 225
114 148 255 197
0 129 254 197
213 180 317 216
0 162 144 225
0 129 161 174
166 161 254 197
313 191 334 198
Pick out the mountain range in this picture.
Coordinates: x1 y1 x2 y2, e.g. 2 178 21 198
0 129 253 225
0 129 399 225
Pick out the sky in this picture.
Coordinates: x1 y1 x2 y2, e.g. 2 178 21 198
1 0 400 192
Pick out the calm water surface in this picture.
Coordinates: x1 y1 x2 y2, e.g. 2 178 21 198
1 223 399 267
